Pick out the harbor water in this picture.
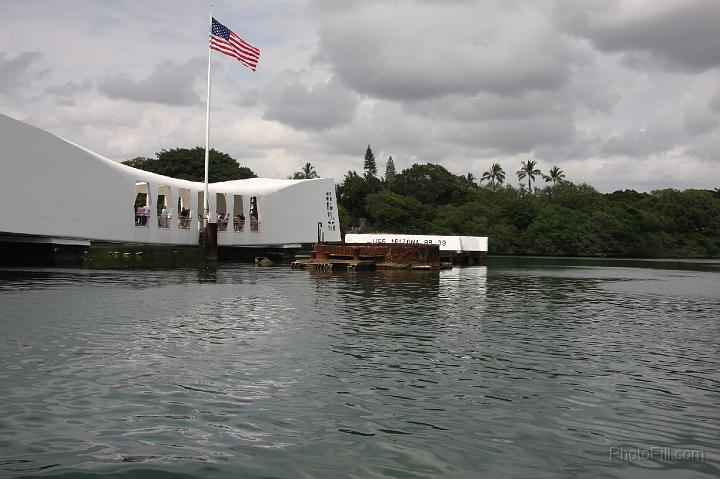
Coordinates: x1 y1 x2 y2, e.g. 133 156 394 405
1 257 719 478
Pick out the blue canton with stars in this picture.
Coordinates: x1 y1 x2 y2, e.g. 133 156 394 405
211 18 231 40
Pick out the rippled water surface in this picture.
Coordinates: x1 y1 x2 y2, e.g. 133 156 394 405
1 257 719 478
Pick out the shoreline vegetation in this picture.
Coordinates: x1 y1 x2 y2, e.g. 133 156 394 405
123 146 720 259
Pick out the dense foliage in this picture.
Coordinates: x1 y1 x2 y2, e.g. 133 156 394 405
337 161 720 258
123 147 256 182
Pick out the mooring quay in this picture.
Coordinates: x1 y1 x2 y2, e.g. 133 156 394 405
291 242 453 271
345 233 488 265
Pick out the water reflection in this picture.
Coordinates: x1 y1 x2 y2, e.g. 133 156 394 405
196 261 218 282
326 270 444 342
439 265 487 295
488 255 720 272
310 268 442 295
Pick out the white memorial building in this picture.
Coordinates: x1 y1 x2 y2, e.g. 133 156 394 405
0 114 341 252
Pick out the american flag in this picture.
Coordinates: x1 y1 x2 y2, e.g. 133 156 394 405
210 18 260 71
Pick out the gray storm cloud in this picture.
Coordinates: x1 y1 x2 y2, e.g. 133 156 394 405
262 72 359 131
556 0 720 72
46 79 93 96
98 57 205 106
0 51 45 95
314 2 584 101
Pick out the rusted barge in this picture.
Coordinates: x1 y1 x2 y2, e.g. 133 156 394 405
291 242 452 271
345 233 488 265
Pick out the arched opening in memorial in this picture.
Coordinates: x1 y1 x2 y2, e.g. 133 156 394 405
177 187 192 229
133 182 150 226
233 195 245 232
216 193 228 231
197 191 205 230
250 196 259 232
156 185 172 228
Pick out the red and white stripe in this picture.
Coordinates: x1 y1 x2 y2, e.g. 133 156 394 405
210 31 261 71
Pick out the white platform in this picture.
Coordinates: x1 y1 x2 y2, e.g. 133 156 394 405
344 234 488 254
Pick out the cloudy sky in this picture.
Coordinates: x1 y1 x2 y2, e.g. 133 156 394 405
2 0 720 192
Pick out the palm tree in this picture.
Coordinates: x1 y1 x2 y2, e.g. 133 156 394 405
516 160 542 193
481 163 505 191
293 162 319 179
544 166 566 185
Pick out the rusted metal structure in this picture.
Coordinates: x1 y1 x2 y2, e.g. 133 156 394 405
345 233 488 265
291 243 451 271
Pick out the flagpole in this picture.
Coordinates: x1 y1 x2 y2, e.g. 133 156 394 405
203 4 213 229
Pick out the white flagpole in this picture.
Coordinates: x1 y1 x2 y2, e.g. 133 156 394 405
203 4 213 228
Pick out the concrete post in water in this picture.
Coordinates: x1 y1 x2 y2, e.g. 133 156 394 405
205 223 218 261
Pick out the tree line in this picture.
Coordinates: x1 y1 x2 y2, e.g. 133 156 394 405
335 146 720 258
123 147 257 182
123 147 321 181
123 146 720 257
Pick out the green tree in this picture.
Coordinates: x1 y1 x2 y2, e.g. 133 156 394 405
524 204 599 256
365 191 429 232
544 166 566 185
390 163 470 206
537 182 602 211
336 203 351 237
651 189 718 234
123 156 154 171
123 147 256 182
487 222 521 254
385 156 396 180
503 197 537 232
293 162 319 179
432 202 491 236
481 163 505 191
516 160 542 193
364 145 377 177
336 170 384 224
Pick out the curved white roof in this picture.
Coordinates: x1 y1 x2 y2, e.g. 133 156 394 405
212 177 327 195
0 112 342 246
2 113 323 194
